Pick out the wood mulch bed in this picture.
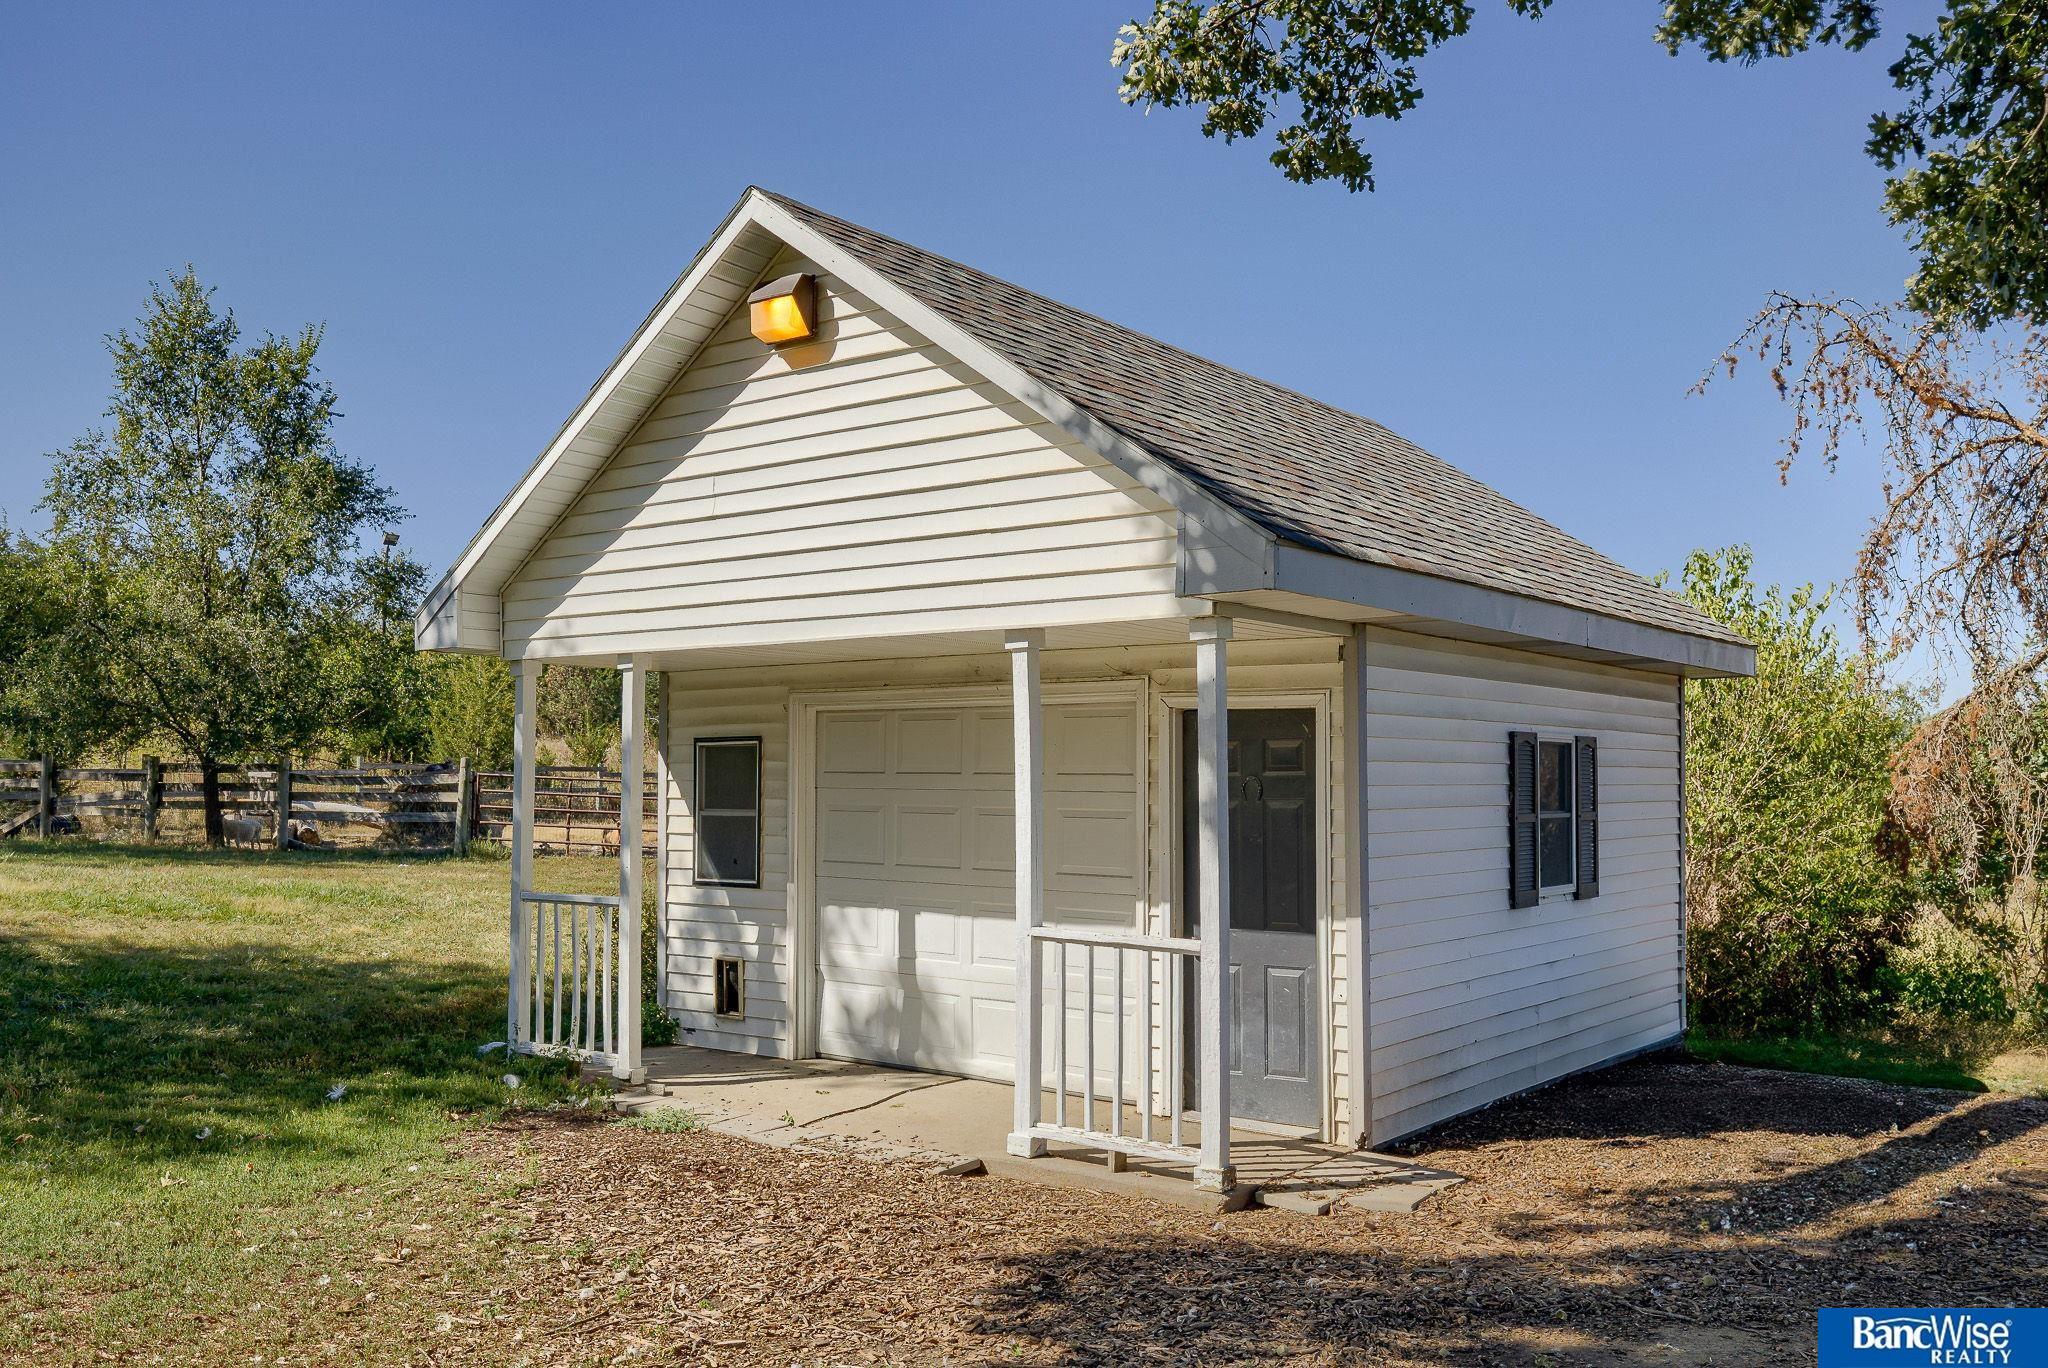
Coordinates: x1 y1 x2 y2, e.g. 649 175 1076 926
447 1055 2044 1366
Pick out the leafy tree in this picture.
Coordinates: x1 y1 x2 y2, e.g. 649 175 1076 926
1887 596 2048 1026
532 666 661 770
1677 546 1919 1032
1113 0 2047 326
425 655 516 770
538 665 621 769
0 528 98 759
28 270 405 843
317 544 435 761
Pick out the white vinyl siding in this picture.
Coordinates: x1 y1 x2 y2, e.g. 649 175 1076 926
661 627 1687 1144
502 249 1187 660
1365 628 1684 1142
444 222 786 623
661 675 793 1055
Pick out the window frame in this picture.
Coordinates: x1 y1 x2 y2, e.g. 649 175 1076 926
1535 736 1576 894
692 735 762 889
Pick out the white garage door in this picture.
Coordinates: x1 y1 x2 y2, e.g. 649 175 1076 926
813 697 1143 1080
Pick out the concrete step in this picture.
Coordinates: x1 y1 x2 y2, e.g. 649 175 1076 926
613 1075 1459 1215
1246 1149 1465 1215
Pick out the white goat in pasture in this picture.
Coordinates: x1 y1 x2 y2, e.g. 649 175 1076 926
221 814 266 849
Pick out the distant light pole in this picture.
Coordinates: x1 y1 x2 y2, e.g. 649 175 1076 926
379 531 400 634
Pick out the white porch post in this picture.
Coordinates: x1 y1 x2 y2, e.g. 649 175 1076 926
615 656 646 1083
1191 617 1235 1190
1342 626 1374 1148
653 672 669 1016
508 658 537 1049
1004 628 1048 1158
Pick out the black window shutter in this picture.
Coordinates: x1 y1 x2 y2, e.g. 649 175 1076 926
1508 731 1538 909
1574 734 1599 900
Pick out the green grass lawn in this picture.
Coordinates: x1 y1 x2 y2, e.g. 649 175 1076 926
1687 1028 2048 1096
0 841 617 1364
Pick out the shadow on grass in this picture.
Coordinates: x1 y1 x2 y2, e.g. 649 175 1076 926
0 927 576 1170
1399 1050 1974 1152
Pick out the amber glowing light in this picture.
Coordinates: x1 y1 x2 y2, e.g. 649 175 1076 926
748 273 816 346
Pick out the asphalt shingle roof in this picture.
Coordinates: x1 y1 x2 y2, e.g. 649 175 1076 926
764 191 1740 647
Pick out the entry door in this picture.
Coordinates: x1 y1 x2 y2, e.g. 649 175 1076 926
1181 708 1320 1129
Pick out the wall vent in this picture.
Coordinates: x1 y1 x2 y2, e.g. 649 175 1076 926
713 957 745 1018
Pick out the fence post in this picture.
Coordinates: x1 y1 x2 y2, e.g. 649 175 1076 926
275 755 293 850
37 756 55 839
141 756 162 841
453 757 473 857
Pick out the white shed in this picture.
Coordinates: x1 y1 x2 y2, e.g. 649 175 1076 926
420 188 1753 1186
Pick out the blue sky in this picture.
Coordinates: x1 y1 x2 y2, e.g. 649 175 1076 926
1 4 1924 670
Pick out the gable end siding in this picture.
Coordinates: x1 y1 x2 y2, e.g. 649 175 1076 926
500 249 1187 660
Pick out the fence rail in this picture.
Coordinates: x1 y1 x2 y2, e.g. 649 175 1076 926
475 767 659 856
0 756 658 853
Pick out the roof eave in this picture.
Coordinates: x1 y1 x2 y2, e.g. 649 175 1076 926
1268 544 1756 677
418 192 783 643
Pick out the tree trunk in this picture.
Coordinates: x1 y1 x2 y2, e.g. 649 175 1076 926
200 757 224 847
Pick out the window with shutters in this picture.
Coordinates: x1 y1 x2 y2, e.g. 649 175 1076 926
1537 740 1575 891
1509 730 1599 908
693 737 761 887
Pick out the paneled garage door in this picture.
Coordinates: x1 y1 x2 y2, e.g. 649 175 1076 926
813 697 1143 1080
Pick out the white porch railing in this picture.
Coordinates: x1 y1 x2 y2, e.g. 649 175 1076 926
1004 621 1233 1189
1026 925 1202 1166
504 656 645 1084
515 891 626 1066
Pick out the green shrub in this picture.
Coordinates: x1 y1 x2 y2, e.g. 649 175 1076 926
1689 865 1911 1034
641 991 679 1047
1885 915 2014 1028
1677 548 1920 1036
640 886 678 1047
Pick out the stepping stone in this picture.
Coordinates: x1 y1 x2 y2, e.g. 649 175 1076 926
1341 1177 1463 1214
1257 1188 1342 1216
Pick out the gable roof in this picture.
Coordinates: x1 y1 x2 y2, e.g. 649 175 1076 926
420 186 1745 668
757 190 1738 648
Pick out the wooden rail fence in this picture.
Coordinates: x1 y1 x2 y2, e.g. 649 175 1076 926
475 766 660 856
0 757 657 854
